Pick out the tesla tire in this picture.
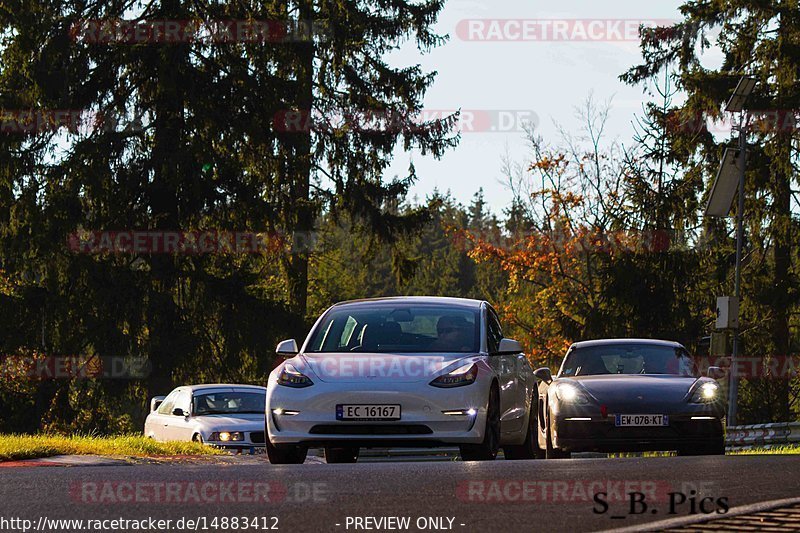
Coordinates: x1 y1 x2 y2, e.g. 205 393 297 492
504 397 544 460
265 425 308 464
460 386 500 461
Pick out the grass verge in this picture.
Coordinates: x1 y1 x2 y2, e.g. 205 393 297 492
0 434 225 462
728 445 800 455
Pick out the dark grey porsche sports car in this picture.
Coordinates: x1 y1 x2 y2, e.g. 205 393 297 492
534 339 725 458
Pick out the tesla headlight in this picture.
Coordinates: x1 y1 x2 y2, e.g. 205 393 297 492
278 363 314 388
430 363 478 388
209 431 244 442
555 382 589 404
691 382 720 403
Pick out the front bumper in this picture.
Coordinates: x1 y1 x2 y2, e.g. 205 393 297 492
266 380 490 447
552 408 724 453
204 430 267 452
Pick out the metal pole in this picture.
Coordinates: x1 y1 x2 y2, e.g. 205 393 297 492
728 118 746 426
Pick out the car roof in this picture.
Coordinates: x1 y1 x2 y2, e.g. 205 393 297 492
331 296 484 309
182 384 266 393
570 338 685 349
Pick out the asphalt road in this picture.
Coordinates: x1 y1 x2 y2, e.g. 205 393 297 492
1 455 799 533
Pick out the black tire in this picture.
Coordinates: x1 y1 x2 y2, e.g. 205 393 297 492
545 410 571 459
504 398 544 460
324 446 360 464
678 438 725 456
460 386 500 461
192 433 204 444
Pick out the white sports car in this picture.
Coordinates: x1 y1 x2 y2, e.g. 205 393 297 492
145 384 267 452
265 297 539 463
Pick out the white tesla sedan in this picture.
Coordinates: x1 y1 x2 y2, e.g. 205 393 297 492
145 384 267 452
265 297 539 463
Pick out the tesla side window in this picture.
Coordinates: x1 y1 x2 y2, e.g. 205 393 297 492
487 308 503 354
560 345 699 377
307 305 480 353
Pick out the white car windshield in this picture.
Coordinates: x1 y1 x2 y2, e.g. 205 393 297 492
306 305 480 353
192 392 265 415
560 344 699 377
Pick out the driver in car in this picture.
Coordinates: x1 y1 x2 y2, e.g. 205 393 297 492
430 316 473 351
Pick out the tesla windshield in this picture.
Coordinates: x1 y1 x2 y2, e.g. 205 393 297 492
306 305 480 353
192 392 265 415
560 344 698 377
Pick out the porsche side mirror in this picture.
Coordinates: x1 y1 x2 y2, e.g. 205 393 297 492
493 338 523 355
276 339 299 358
706 366 725 380
150 396 165 412
534 367 553 384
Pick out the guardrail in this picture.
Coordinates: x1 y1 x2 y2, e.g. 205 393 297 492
726 422 800 449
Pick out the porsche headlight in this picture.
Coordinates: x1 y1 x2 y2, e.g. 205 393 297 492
691 382 720 403
555 382 589 404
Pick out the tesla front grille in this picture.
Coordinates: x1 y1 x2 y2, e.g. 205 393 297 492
309 424 433 435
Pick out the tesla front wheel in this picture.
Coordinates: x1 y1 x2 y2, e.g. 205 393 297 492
265 434 308 464
324 446 360 463
504 398 544 460
460 386 500 461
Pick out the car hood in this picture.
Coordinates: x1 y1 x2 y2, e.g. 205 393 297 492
564 374 700 404
300 352 475 383
194 413 264 431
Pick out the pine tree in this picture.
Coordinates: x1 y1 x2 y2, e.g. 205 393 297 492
622 1 800 421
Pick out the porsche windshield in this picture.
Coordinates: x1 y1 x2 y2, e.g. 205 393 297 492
560 344 698 377
306 305 480 353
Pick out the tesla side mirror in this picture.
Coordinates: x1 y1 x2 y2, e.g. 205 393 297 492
534 367 553 384
276 339 299 358
172 408 186 417
150 396 165 412
706 366 725 380
493 338 523 355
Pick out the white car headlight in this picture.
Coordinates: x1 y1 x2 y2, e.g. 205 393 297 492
555 382 589 404
691 382 720 403
278 363 314 388
209 431 244 442
430 363 478 388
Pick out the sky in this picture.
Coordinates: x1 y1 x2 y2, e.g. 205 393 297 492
385 0 688 214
